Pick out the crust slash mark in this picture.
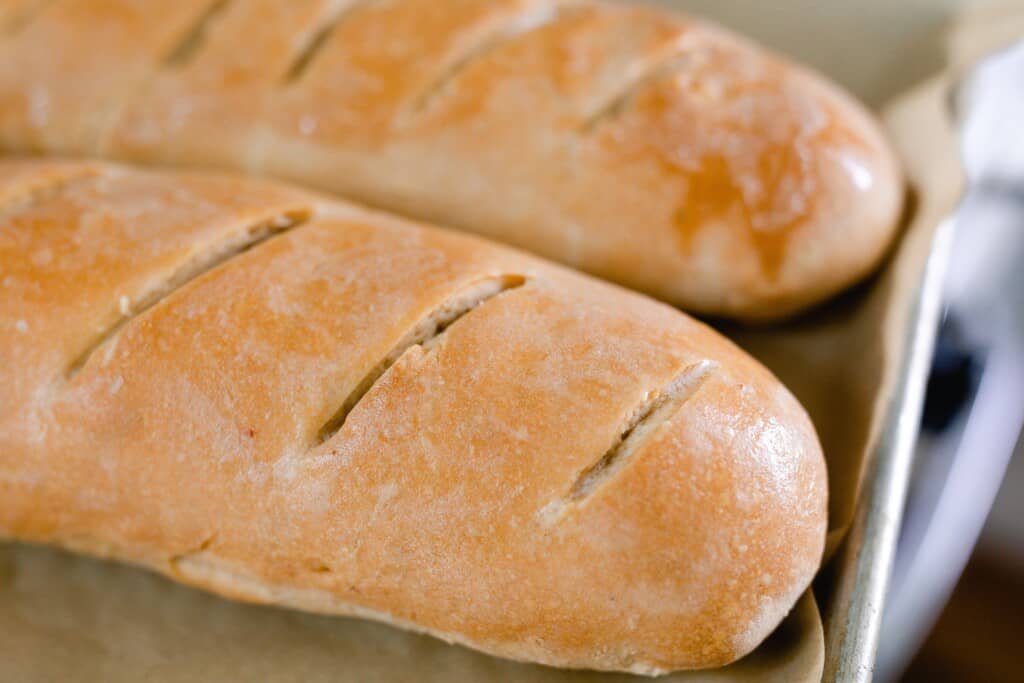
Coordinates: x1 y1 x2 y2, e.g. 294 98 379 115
0 0 51 37
405 5 569 115
163 0 233 67
579 53 694 132
314 274 526 444
569 360 716 500
539 360 716 523
63 209 312 381
283 0 373 83
169 534 217 574
0 168 99 219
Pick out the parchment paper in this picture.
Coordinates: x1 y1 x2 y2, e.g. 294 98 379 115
2 2 1005 681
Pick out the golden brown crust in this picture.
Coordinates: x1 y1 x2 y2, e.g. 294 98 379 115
0 160 827 673
0 0 901 319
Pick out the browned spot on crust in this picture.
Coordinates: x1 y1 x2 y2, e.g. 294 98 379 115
601 48 870 279
667 145 813 280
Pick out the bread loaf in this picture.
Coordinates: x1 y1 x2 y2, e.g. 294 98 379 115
0 160 827 673
0 0 902 319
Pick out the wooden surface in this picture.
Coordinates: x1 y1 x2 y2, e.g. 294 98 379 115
902 546 1024 682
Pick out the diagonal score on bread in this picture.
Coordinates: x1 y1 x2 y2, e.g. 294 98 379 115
403 2 568 115
64 209 311 381
315 274 526 444
0 0 903 319
162 0 234 69
567 360 716 503
536 359 717 526
0 161 101 217
0 0 48 36
0 160 827 674
282 0 374 84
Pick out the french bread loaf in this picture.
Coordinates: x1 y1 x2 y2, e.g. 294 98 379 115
0 160 827 674
0 0 902 319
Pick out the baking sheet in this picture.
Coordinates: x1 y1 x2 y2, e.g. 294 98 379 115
0 2 985 681
0 71 953 683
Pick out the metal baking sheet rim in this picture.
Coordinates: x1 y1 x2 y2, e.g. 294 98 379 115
822 13 1024 678
822 213 958 683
